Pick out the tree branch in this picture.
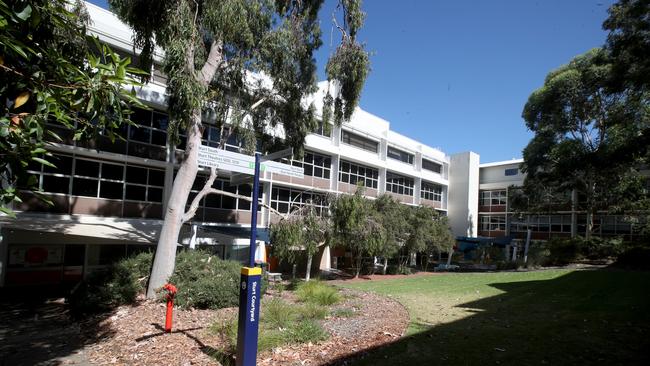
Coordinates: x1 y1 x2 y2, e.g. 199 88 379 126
182 166 285 224
199 39 224 86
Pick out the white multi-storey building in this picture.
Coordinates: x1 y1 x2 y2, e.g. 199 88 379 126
1 3 482 287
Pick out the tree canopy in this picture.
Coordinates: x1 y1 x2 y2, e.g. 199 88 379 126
0 0 142 216
108 0 371 296
519 0 650 238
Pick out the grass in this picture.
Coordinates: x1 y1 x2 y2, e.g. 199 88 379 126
295 280 341 306
338 269 650 365
210 283 340 354
331 307 356 318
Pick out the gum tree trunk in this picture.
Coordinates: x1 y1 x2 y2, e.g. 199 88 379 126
146 40 223 298
305 255 313 281
147 113 201 298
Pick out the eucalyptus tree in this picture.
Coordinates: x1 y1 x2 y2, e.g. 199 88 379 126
269 201 329 281
521 48 645 239
0 0 142 216
373 194 407 274
109 0 370 297
330 188 382 278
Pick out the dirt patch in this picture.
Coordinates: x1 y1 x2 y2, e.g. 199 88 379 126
83 287 409 365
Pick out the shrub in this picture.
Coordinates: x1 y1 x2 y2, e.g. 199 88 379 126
546 237 584 265
615 246 650 269
299 303 329 320
69 251 153 314
169 250 261 310
289 320 328 343
582 237 624 259
387 264 413 275
295 281 341 306
263 298 296 328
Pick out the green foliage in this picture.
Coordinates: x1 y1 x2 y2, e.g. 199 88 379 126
289 319 328 343
295 280 341 306
546 237 585 265
299 303 329 320
212 297 329 354
331 307 356 318
169 250 256 309
0 0 144 214
263 298 296 329
68 251 153 314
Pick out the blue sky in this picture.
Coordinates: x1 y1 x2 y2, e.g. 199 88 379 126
89 0 614 163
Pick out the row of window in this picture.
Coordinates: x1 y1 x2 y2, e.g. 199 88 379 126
187 173 253 211
24 154 165 203
339 160 379 189
270 187 329 216
281 151 332 180
421 181 443 202
386 172 414 196
479 215 507 231
387 146 414 164
480 190 507 207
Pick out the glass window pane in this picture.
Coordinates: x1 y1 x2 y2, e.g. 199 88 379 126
100 181 123 199
148 187 163 202
102 163 124 180
72 178 98 197
43 175 69 194
148 169 165 186
125 185 146 201
126 166 148 184
75 159 100 178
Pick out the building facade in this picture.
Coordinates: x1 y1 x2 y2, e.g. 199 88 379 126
477 160 648 242
0 3 455 287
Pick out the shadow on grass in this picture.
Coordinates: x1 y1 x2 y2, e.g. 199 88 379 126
327 269 650 366
0 286 117 366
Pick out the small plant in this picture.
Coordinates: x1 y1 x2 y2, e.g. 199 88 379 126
263 298 296 329
289 320 329 343
299 303 329 320
295 281 341 306
331 307 356 318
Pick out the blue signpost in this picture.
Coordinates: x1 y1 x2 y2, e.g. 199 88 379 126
234 149 297 366
236 153 262 366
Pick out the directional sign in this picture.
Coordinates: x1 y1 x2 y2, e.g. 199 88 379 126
198 145 303 182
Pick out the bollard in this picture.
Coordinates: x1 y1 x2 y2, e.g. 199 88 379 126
162 283 177 333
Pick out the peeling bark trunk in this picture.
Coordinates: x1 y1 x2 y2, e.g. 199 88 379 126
382 257 388 275
305 255 313 281
147 112 202 298
146 40 223 299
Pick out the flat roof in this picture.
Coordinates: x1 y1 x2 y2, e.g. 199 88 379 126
479 158 524 168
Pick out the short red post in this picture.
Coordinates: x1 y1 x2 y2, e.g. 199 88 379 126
162 283 177 333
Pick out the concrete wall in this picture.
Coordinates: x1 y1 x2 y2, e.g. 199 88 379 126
479 159 524 189
448 152 480 237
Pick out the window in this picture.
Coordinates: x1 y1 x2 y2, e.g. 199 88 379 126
338 160 379 189
479 190 506 206
341 130 378 153
421 181 442 202
270 187 329 216
386 172 414 196
281 151 331 179
24 154 164 203
201 125 222 148
479 215 506 231
422 159 442 174
128 108 168 147
185 173 254 211
312 120 331 138
505 168 519 176
387 146 414 164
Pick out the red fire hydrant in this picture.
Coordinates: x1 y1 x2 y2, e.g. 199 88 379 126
162 283 177 333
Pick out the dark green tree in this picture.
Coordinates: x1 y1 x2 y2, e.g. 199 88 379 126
372 194 408 274
108 0 370 297
269 202 329 281
0 0 143 216
331 188 382 278
520 48 646 239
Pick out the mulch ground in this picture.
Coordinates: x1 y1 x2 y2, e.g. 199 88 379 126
83 286 409 366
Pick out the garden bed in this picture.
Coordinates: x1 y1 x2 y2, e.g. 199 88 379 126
83 285 409 365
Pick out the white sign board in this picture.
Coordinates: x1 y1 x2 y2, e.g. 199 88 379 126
197 145 303 178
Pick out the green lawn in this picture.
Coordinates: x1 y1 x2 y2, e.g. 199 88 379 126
337 269 650 365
